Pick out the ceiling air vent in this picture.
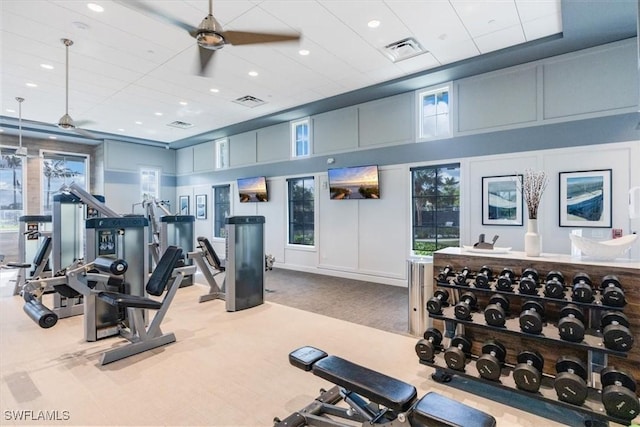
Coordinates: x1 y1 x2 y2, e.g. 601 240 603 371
167 120 194 129
233 95 266 108
383 37 426 62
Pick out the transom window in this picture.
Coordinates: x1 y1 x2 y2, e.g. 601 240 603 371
411 163 460 255
287 176 314 245
416 84 451 141
215 138 229 170
291 118 311 158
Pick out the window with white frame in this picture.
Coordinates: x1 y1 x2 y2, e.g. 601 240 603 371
41 151 88 214
215 138 229 169
213 185 230 238
287 176 314 245
291 118 311 158
0 146 26 232
140 167 160 201
416 84 451 141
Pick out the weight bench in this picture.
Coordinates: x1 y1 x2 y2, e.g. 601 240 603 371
275 346 496 427
188 236 226 303
6 235 52 296
96 246 184 365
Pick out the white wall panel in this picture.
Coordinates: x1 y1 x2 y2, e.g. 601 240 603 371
257 123 289 163
104 140 175 173
176 146 193 175
193 142 214 172
229 131 257 167
313 107 358 154
359 93 413 147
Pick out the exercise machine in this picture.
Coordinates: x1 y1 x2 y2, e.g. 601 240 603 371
188 236 226 303
275 346 496 427
224 215 265 312
7 215 52 294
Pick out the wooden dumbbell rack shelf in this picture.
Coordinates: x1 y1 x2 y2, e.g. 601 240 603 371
418 357 629 426
429 307 628 357
426 248 640 426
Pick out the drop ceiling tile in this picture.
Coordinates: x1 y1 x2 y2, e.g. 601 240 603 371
451 0 521 37
474 24 526 54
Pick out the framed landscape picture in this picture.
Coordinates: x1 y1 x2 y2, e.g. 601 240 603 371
482 175 523 226
559 169 611 228
179 195 189 215
196 194 207 219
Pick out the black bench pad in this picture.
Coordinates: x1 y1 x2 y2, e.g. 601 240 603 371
412 391 496 427
312 355 417 413
98 292 162 310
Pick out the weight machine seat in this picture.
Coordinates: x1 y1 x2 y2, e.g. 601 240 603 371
411 392 496 427
97 246 182 310
312 354 418 413
7 236 52 269
196 236 225 271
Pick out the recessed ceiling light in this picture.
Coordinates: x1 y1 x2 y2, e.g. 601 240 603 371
49 136 57 139
117 128 125 132
135 121 142 125
154 112 163 116
248 70 259 77
179 101 188 106
26 82 38 87
72 21 90 30
6 108 15 113
40 64 54 70
87 3 104 12
209 88 219 93
368 20 381 29
298 49 310 56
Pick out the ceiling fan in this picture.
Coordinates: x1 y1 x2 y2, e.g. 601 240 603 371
118 0 301 75
57 38 95 138
15 97 28 157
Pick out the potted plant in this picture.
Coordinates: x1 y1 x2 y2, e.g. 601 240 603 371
520 169 548 256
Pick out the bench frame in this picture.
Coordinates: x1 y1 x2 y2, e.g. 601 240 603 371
188 236 226 303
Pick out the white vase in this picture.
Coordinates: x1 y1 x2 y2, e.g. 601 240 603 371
524 219 541 257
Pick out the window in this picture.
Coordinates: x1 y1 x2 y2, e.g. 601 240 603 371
0 146 26 232
291 118 311 158
213 185 230 238
411 164 460 255
140 167 160 201
41 151 88 214
416 84 451 140
288 177 314 245
215 138 229 169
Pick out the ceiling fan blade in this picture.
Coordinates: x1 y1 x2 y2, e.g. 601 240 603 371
74 119 94 127
73 127 98 139
198 46 216 76
222 30 300 46
114 0 197 35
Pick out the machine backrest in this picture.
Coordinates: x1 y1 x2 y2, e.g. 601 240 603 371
197 236 224 271
146 246 183 296
33 236 52 266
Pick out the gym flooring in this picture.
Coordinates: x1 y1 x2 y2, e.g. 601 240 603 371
0 269 615 426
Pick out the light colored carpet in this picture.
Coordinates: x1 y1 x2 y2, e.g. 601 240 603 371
0 274 620 426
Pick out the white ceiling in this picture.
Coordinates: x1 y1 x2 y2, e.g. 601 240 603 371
0 0 565 147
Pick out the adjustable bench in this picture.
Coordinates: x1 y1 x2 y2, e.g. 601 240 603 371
96 246 184 365
275 346 496 427
188 236 226 303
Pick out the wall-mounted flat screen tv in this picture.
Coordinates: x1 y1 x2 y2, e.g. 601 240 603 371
328 165 380 200
237 176 268 202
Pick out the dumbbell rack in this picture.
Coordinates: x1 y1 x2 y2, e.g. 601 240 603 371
423 248 640 426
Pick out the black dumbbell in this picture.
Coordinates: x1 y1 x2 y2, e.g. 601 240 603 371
454 267 472 286
600 367 640 421
454 292 477 320
558 304 586 343
426 289 450 315
484 294 510 327
519 300 545 335
601 311 634 352
544 271 566 299
443 335 472 371
437 264 454 281
415 328 443 363
513 350 544 393
571 272 594 303
474 265 493 289
476 340 506 382
519 267 539 295
495 268 516 292
554 356 588 406
600 275 626 308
